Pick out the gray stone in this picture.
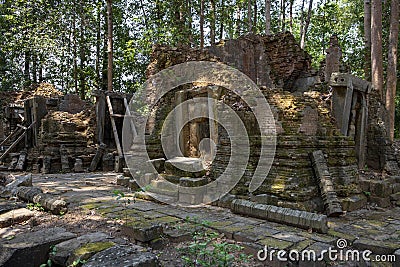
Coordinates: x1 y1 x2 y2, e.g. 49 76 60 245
115 156 124 173
216 193 236 208
310 150 343 217
17 187 68 215
148 158 165 173
391 192 400 201
394 249 400 267
123 168 133 178
163 228 192 243
83 245 158 267
231 199 328 233
353 238 399 255
6 173 32 189
0 227 76 267
179 177 208 187
163 175 181 184
50 232 117 266
165 157 205 177
369 196 391 208
0 202 24 214
129 179 140 191
74 158 84 173
15 150 27 171
250 194 279 205
59 94 86 114
0 208 34 228
122 223 163 242
116 175 130 187
341 194 367 211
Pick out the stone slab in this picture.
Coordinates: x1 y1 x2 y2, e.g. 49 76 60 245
83 244 158 267
0 227 76 267
50 232 115 266
0 208 34 228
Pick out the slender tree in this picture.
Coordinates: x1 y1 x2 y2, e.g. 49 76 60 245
200 0 205 48
364 0 371 80
265 0 271 35
289 0 294 32
107 0 113 91
281 0 286 32
385 0 399 141
300 0 313 49
210 0 216 45
248 0 253 32
371 0 383 99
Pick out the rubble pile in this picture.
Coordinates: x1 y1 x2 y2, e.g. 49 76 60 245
29 109 96 173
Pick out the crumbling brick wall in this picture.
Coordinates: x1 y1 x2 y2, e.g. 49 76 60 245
147 32 312 91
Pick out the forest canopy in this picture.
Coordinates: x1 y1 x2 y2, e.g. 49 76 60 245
0 0 371 94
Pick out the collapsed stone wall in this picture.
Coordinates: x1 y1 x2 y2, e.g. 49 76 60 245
209 89 359 212
28 109 96 173
147 32 312 91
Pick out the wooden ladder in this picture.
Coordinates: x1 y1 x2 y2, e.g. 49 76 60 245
106 96 137 158
0 121 36 162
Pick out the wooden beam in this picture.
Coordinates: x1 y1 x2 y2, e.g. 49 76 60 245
106 95 123 157
0 127 23 147
0 121 35 162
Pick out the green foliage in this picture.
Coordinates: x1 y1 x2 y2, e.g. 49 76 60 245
0 0 396 99
26 202 45 212
178 218 252 267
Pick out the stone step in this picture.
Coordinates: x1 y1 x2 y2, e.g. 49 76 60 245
164 157 206 178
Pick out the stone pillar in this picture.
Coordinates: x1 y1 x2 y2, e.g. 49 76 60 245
175 90 186 157
325 35 342 82
208 87 219 161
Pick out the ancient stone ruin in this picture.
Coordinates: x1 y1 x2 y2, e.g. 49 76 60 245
0 32 400 266
141 32 400 213
0 32 398 218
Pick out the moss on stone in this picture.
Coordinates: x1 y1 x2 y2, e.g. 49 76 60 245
327 229 357 243
258 237 293 250
80 202 102 210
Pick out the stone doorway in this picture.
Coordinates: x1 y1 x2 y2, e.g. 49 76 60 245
173 86 218 168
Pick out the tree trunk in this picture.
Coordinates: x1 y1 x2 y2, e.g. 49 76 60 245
364 0 372 80
79 0 86 99
210 0 216 45
32 54 37 84
107 0 113 91
219 0 224 39
253 0 257 33
265 0 271 35
385 0 399 141
248 0 252 32
73 7 78 94
24 51 30 85
300 0 313 49
289 0 294 32
236 2 241 37
96 2 101 90
371 0 383 100
281 0 285 32
200 0 204 48
299 0 305 42
188 0 193 44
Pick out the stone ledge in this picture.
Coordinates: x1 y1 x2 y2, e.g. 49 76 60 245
231 199 328 233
